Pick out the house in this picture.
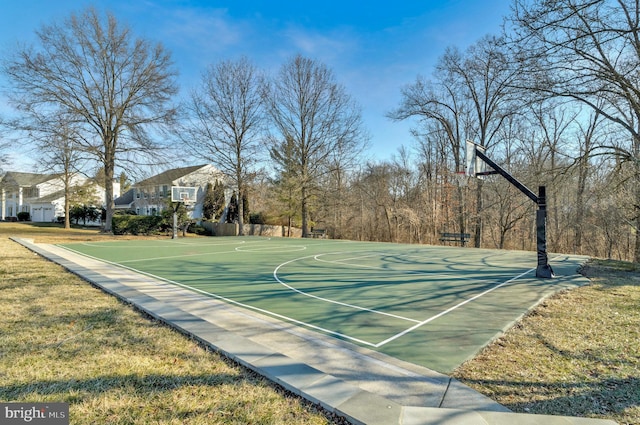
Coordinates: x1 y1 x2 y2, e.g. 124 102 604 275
115 164 227 219
0 171 118 223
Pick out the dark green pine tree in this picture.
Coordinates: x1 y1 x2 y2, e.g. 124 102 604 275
202 182 216 220
227 191 238 223
213 180 226 220
242 192 250 224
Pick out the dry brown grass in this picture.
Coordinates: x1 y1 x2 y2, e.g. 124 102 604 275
5 222 639 424
0 222 339 424
453 259 640 425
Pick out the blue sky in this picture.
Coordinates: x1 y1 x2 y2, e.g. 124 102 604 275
0 0 511 169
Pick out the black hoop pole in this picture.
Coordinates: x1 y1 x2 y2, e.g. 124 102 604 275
474 147 554 278
536 186 554 278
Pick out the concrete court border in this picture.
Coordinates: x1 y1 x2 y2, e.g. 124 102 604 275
14 238 617 425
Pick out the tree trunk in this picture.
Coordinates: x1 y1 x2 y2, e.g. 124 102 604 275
103 146 115 233
301 185 308 237
575 154 588 254
237 181 244 236
456 184 466 246
64 185 71 230
635 161 640 263
474 179 484 248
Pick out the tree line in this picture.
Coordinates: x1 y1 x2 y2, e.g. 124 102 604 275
1 1 638 262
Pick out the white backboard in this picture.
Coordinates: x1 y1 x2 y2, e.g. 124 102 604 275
171 186 197 203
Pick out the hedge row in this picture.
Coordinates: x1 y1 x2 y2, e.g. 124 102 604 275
112 215 168 235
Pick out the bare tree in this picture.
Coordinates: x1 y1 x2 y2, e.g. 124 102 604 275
438 36 522 247
264 55 368 237
389 60 470 241
34 117 89 229
0 116 12 173
572 109 603 254
2 7 178 232
510 0 640 261
182 57 265 235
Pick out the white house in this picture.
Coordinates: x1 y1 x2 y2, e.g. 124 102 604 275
114 164 227 219
0 171 118 223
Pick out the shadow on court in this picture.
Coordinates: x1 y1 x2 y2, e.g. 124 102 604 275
58 237 589 373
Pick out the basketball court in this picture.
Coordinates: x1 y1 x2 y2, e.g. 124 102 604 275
15 236 614 425
56 236 588 373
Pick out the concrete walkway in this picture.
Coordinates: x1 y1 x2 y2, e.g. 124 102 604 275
17 238 617 425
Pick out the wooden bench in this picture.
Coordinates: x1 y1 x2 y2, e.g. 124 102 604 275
309 228 327 238
439 232 470 244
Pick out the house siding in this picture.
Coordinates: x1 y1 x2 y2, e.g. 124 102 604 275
0 171 117 222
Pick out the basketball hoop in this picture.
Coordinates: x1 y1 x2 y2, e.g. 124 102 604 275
171 186 197 205
170 186 197 239
453 171 468 187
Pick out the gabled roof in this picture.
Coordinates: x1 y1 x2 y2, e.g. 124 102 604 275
1 171 61 187
114 188 135 207
135 165 209 187
32 189 65 203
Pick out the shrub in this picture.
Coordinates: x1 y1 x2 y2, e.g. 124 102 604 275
188 224 209 236
112 215 166 235
17 212 30 221
249 212 267 225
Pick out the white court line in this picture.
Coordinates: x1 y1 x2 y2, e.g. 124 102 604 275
118 249 237 263
57 245 379 347
78 239 251 249
60 243 560 349
373 257 562 348
92 240 277 264
313 252 493 283
273 254 421 324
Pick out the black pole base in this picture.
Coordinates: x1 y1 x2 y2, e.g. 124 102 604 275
536 264 555 279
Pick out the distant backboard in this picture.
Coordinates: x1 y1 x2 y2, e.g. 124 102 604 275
171 186 197 204
465 140 486 179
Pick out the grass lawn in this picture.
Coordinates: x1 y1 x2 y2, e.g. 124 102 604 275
453 259 640 425
1 222 638 424
0 223 340 424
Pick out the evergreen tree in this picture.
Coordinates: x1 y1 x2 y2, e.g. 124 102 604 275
242 192 250 223
202 182 216 220
213 180 226 220
227 191 239 223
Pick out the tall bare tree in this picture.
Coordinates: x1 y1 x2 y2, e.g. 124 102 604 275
264 55 368 237
389 60 469 241
439 37 521 247
2 7 178 232
510 0 640 262
34 117 89 230
182 57 265 235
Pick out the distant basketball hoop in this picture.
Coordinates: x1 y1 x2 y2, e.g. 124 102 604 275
170 186 197 239
453 171 468 187
465 140 487 178
171 186 197 205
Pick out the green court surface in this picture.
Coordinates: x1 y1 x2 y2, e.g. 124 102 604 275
59 237 588 373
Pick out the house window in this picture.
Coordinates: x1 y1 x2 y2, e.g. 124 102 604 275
23 187 38 198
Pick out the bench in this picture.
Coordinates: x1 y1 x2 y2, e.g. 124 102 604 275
309 228 327 238
439 232 470 244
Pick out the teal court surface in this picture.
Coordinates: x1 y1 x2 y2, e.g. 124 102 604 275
57 236 588 373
